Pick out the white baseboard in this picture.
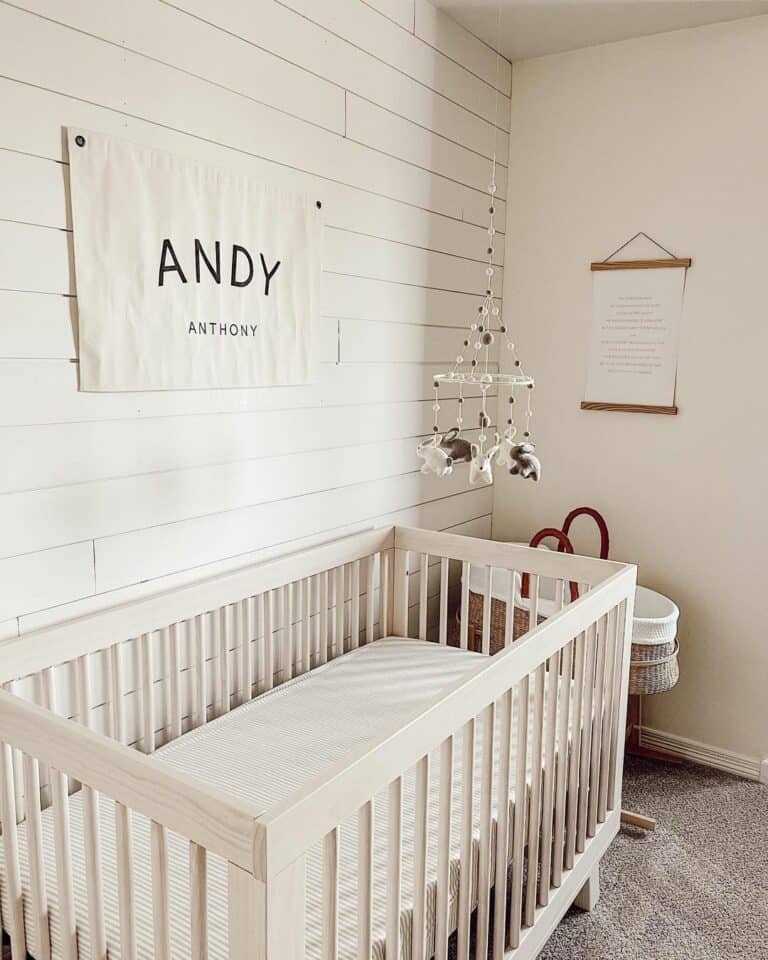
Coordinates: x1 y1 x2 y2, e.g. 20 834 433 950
639 726 764 782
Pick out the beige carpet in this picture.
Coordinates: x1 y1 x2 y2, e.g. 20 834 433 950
534 757 768 960
4 758 767 959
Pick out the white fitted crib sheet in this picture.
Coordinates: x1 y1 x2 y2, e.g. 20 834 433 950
2 638 561 960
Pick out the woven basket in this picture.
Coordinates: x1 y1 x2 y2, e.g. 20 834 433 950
629 588 680 695
465 590 544 655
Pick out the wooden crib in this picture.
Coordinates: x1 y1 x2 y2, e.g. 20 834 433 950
0 525 636 960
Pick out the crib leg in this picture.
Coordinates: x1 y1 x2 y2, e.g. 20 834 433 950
574 865 600 912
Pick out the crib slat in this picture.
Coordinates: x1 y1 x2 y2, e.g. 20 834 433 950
456 717 476 960
607 600 628 811
350 560 361 650
285 582 295 680
0 742 26 960
319 571 330 665
302 578 312 672
525 659 546 928
51 764 77 960
335 566 345 657
459 560 470 650
588 615 609 837
190 842 208 960
322 827 340 960
151 820 171 960
481 565 492 654
5 681 24 825
194 614 207 726
418 553 429 640
476 701 496 954
539 580 565 907
242 597 254 702
140 631 155 753
110 643 125 743
435 736 454 960
381 550 390 637
78 654 107 960
538 648 560 905
438 556 449 645
509 676 529 950
116 802 137 960
577 621 598 853
412 754 430 960
598 606 619 823
365 556 376 645
493 690 513 959
357 799 373 959
22 751 51 960
552 639 574 888
565 630 586 870
41 669 77 960
505 565 516 649
263 591 275 692
386 776 403 960
220 605 232 711
169 622 182 741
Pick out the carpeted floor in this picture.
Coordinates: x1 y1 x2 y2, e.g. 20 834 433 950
3 758 767 959
535 757 768 960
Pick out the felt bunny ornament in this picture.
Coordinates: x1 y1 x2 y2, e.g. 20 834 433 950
416 437 453 478
504 440 541 481
469 442 499 486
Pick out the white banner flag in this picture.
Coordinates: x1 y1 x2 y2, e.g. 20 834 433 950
68 129 322 391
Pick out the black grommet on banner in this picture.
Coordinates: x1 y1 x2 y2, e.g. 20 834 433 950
75 135 86 147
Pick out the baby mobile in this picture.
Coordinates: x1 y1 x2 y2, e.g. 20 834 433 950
416 155 541 487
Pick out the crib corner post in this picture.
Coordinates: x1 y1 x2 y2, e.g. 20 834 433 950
392 547 409 637
228 856 305 960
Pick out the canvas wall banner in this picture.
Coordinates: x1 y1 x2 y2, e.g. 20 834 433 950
68 129 322 391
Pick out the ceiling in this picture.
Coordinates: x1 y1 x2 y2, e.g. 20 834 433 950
432 0 768 62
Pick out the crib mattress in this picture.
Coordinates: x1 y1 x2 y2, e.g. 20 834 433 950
2 638 556 960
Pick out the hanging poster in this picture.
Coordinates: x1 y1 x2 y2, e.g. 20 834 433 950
582 260 688 414
67 128 322 391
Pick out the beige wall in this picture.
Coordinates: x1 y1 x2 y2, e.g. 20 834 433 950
494 16 768 761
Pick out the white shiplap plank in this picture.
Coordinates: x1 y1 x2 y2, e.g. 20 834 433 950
0 397 485 493
0 6 499 227
413 0 511 95
0 433 484 560
0 359 493 427
0 291 76 360
94 471 490 593
0 149 69 229
346 94 507 197
0 542 94 621
166 0 508 159
0 145 504 265
15 0 345 133
341 319 498 364
278 0 511 131
364 0 414 31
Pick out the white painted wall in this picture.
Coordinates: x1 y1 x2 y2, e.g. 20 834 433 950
0 1 509 636
495 16 768 761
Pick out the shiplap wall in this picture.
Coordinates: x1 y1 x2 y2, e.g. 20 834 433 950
0 0 511 640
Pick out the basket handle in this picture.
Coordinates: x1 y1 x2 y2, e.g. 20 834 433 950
521 528 579 603
561 507 610 560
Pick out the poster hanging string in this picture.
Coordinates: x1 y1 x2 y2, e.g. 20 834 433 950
602 231 679 263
